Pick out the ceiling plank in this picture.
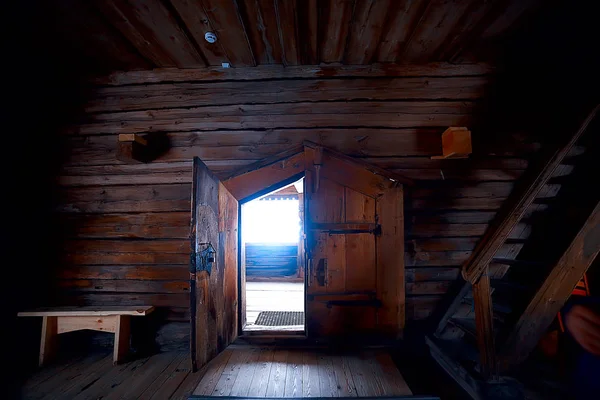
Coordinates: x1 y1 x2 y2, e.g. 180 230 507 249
198 0 256 66
93 0 177 67
92 63 496 85
98 0 204 68
401 0 474 63
169 0 230 66
52 0 150 71
344 0 392 64
481 0 543 40
238 0 283 64
297 0 318 64
375 0 429 63
437 0 503 61
319 0 355 63
275 0 300 65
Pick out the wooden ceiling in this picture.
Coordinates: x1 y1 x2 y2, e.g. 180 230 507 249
48 0 542 71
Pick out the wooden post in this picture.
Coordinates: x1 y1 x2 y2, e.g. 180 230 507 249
499 200 600 371
113 315 131 365
376 185 405 337
473 271 497 379
39 316 58 366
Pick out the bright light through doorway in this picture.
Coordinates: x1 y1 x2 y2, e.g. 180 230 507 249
242 198 300 244
241 179 305 333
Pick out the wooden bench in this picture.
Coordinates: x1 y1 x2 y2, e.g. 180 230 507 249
18 306 154 366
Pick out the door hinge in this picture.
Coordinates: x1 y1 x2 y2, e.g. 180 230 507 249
190 243 216 275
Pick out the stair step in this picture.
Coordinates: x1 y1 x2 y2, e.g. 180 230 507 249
504 238 528 245
533 197 557 205
463 296 512 315
491 279 529 291
448 317 477 338
491 258 546 268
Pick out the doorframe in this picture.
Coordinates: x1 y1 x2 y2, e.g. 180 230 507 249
235 174 307 337
220 141 412 338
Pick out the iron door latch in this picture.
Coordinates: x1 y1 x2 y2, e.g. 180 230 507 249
190 243 216 274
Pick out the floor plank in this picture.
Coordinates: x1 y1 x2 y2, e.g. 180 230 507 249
331 353 357 397
265 349 289 397
139 352 187 400
21 347 412 399
247 348 275 397
72 356 153 400
212 347 254 396
317 353 339 397
26 352 108 400
152 356 196 400
104 351 176 400
283 350 304 398
193 348 233 395
302 350 321 397
374 352 413 395
230 348 261 396
48 354 114 400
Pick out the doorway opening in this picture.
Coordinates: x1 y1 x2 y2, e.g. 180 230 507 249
241 178 305 334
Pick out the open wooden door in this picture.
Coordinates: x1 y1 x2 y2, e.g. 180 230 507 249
304 145 406 339
190 157 238 371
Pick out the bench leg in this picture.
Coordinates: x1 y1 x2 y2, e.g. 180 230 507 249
113 315 131 365
39 316 58 367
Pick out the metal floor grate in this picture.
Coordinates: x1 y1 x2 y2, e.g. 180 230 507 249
254 311 304 326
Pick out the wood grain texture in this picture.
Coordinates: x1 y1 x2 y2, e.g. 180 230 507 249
95 0 204 68
401 0 474 63
345 0 392 64
169 0 229 65
319 0 355 63
462 105 599 283
377 186 405 336
86 77 488 112
499 200 600 371
198 0 255 66
275 0 300 65
472 272 497 379
239 0 282 64
92 63 496 85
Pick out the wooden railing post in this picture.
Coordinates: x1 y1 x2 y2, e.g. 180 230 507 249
473 269 497 380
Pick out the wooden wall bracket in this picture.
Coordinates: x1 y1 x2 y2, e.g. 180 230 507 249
117 133 148 163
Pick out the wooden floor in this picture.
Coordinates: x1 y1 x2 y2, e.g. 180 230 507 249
21 351 205 400
192 346 412 397
246 282 304 331
21 346 412 399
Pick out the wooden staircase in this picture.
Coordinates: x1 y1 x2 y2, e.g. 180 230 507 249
426 105 600 399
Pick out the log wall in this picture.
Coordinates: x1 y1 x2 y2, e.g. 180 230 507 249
55 64 537 347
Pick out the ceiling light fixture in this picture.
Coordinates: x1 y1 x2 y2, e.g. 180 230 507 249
204 32 217 43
